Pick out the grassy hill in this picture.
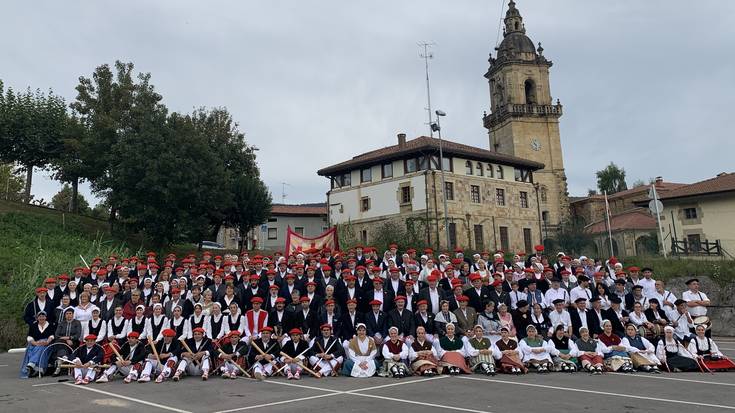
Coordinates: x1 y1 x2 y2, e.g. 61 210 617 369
0 200 140 350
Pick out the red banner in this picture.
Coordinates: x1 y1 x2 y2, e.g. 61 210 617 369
285 226 339 255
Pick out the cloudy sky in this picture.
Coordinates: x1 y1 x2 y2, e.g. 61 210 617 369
3 0 734 206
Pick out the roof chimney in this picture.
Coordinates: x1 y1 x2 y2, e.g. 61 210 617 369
397 133 407 148
655 176 663 186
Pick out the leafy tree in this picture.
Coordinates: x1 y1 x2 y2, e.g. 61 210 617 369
596 162 628 195
89 202 110 220
229 174 272 250
554 217 595 256
587 189 597 196
49 114 91 213
631 179 645 188
50 184 90 213
0 162 25 201
0 82 67 202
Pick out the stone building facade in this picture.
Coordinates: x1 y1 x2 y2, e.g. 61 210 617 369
318 135 544 252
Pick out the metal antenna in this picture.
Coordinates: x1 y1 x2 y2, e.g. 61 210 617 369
280 182 291 203
418 41 435 137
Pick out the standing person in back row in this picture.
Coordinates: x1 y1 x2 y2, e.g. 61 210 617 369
682 278 711 337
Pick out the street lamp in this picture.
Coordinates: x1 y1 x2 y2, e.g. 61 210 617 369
431 110 451 249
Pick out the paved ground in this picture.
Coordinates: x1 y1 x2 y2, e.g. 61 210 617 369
3 339 735 413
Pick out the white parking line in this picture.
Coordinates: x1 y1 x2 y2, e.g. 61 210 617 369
350 392 493 413
458 376 735 410
60 382 193 413
212 393 343 413
609 372 735 387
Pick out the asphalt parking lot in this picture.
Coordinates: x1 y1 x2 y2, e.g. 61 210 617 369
3 340 735 413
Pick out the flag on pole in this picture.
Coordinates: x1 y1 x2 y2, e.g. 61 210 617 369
285 226 339 255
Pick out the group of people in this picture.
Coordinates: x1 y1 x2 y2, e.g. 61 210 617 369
20 244 735 384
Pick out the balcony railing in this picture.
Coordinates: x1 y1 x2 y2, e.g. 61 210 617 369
483 103 563 128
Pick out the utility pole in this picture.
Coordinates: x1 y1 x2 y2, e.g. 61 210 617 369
418 42 435 137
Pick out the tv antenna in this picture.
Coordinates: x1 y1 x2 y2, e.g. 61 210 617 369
280 182 291 203
418 41 436 137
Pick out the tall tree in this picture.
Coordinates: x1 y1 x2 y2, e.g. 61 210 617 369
229 174 272 250
50 114 90 212
596 162 628 195
0 82 67 202
50 184 91 213
70 61 160 223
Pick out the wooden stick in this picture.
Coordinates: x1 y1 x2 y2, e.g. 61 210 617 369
109 341 123 360
280 351 321 377
147 336 162 366
178 339 200 366
62 364 110 369
250 340 279 369
274 345 312 375
218 348 251 378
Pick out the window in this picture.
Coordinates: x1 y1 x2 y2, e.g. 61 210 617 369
445 182 454 201
515 168 532 183
268 218 277 222
448 223 457 249
474 225 484 251
333 173 351 188
418 156 430 171
477 162 484 176
525 79 536 104
471 185 481 203
441 156 453 172
361 230 368 244
267 228 277 240
496 165 504 179
382 163 393 179
404 158 417 173
540 187 548 203
401 186 411 204
294 227 304 235
361 197 370 212
465 161 474 175
523 228 533 254
542 211 549 223
684 208 697 219
487 164 494 178
520 191 529 208
499 226 509 251
360 168 372 183
496 188 505 206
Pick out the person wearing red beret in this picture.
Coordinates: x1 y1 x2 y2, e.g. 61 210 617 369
139 328 181 383
267 297 294 339
70 334 104 384
173 327 212 381
386 296 415 345
365 299 387 346
248 327 281 380
243 297 268 340
23 286 55 327
453 295 477 337
217 330 247 379
280 328 311 379
309 323 345 377
97 331 146 383
293 296 318 341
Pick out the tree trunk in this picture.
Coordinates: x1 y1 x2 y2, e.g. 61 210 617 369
70 177 79 213
109 206 117 232
24 165 33 203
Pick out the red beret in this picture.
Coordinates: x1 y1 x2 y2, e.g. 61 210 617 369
628 266 640 272
394 295 407 302
344 274 356 281
58 274 69 280
491 280 502 287
346 298 358 305
524 268 535 273
322 265 332 271
84 334 97 341
260 326 274 333
372 277 384 284
325 299 335 306
289 328 303 335
269 284 279 290
300 297 311 303
250 274 261 281
306 281 317 287
457 295 469 302
416 299 428 306
560 270 571 276
192 327 206 334
427 275 438 282
127 331 141 338
35 287 48 293
469 273 481 281
251 297 263 304
275 297 286 303
451 278 463 287
320 323 332 330
369 299 382 306
285 273 296 279
44 277 57 284
266 269 276 275
534 245 545 252
170 287 181 294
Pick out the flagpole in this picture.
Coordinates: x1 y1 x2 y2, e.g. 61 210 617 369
604 191 614 256
651 184 668 258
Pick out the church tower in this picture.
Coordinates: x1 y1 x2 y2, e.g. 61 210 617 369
483 0 569 234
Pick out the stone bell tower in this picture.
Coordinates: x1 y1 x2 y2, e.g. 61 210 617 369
483 0 569 233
